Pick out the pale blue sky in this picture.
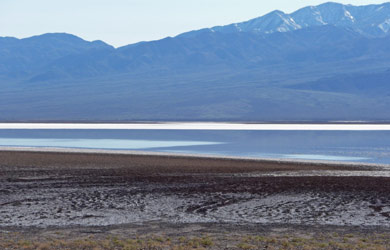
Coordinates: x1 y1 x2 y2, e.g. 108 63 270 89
0 0 387 47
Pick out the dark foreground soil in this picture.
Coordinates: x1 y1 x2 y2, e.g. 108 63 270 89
2 223 390 249
1 150 390 249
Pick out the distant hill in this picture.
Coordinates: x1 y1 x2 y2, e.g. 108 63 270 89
0 33 113 79
1 2 390 121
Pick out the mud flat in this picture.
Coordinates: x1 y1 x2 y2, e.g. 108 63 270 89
1 148 390 248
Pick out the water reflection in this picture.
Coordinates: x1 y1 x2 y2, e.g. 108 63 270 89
0 130 389 164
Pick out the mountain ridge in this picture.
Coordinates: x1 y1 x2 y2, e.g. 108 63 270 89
181 2 390 38
1 2 390 121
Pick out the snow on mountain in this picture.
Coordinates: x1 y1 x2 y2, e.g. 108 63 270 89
181 2 390 38
379 19 390 32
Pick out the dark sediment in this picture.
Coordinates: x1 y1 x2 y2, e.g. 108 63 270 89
1 150 390 230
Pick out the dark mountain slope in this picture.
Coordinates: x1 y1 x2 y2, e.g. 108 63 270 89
290 69 390 96
0 33 113 79
26 25 390 82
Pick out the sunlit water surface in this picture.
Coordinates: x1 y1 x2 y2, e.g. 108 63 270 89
0 129 389 164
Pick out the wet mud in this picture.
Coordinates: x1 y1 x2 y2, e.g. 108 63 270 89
1 150 390 229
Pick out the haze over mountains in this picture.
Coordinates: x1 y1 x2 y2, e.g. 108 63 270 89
1 2 390 121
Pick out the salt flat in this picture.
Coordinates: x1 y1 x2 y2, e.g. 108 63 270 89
1 123 390 130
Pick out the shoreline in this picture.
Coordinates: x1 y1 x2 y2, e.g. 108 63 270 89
0 146 389 169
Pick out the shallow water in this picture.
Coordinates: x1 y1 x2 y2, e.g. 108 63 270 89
0 129 389 164
0 138 222 150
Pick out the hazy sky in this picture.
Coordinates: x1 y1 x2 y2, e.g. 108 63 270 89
1 0 388 47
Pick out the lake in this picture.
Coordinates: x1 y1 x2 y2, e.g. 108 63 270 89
0 127 390 164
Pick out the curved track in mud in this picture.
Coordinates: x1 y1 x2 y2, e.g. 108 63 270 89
1 150 390 228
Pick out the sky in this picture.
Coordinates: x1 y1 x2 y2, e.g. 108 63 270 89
0 0 388 47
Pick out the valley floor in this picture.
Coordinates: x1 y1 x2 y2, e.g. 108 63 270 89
1 149 390 249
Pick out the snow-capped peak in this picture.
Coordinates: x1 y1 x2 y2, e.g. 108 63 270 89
181 2 390 38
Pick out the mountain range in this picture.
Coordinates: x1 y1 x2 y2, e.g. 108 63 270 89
1 2 390 121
